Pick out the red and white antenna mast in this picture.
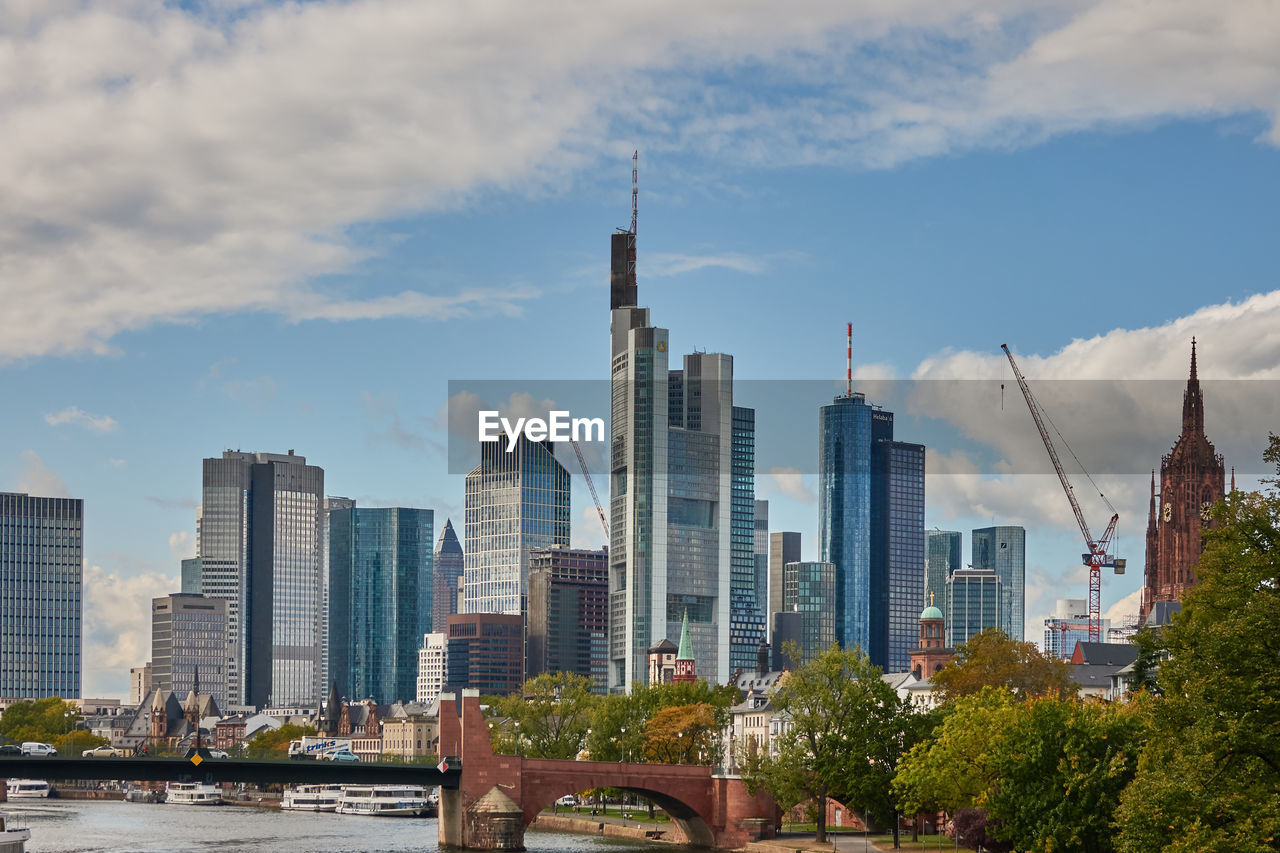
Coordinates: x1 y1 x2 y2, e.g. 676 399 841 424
630 150 638 235
846 322 853 396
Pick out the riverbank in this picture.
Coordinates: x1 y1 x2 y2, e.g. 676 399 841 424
51 789 124 801
531 813 678 843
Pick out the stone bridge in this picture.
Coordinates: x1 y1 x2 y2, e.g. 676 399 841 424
437 690 777 850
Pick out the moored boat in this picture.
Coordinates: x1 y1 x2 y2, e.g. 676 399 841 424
281 784 344 812
3 781 49 800
0 814 32 853
336 785 433 817
164 782 222 805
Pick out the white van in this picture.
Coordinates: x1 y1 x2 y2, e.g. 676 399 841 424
20 742 57 756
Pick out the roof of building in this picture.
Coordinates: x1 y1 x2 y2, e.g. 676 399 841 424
676 610 694 661
647 638 677 654
1068 663 1123 691
730 669 787 695
920 605 944 620
1071 642 1139 667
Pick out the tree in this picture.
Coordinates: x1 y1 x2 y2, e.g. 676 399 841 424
983 696 1148 853
0 697 85 745
742 642 917 844
586 678 738 764
931 629 1075 703
894 687 1018 815
1116 434 1280 853
247 723 315 755
488 672 597 759
642 703 717 764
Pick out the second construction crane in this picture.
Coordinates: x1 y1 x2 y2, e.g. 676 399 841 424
1001 344 1125 643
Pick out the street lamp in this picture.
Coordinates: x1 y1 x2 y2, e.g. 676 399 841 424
514 721 521 758
619 726 627 763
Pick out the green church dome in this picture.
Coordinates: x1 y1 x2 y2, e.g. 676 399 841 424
920 605 944 621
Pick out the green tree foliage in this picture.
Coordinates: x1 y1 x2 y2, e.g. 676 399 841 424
0 697 82 745
1115 434 1280 853
742 643 927 845
983 697 1148 853
585 678 737 764
931 629 1075 703
641 702 717 764
488 671 597 759
893 687 1018 815
247 723 316 755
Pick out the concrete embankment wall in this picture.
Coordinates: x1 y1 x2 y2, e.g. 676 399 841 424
531 814 682 844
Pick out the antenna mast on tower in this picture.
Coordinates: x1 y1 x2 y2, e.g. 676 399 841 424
630 150 638 235
846 322 853 396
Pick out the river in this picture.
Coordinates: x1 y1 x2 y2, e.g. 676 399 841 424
1 799 670 853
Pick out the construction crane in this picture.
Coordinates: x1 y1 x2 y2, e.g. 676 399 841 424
570 438 609 538
1001 344 1125 642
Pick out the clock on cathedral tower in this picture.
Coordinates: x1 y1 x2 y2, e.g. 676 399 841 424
1141 339 1226 624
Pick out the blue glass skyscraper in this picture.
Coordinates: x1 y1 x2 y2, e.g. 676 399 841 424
819 392 875 657
820 392 925 672
328 506 434 703
0 492 83 698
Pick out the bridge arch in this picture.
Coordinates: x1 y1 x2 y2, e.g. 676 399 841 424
522 779 716 847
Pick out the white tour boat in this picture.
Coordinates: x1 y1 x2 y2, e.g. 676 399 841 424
3 781 49 799
165 782 223 805
281 784 344 812
0 814 32 853
336 785 433 817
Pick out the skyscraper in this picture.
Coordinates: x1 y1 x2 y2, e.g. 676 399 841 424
445 612 523 695
924 530 962 614
180 557 202 594
526 545 609 693
432 518 464 633
729 406 766 674
819 391 926 671
768 531 801 627
320 496 355 696
753 501 769 613
416 632 446 704
328 506 434 704
608 201 746 690
151 593 228 709
781 560 838 664
0 492 83 698
198 450 324 707
971 526 1026 641
1142 340 1226 624
945 567 1002 647
462 437 570 616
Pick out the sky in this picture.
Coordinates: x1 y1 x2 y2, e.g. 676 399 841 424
2 0 1280 698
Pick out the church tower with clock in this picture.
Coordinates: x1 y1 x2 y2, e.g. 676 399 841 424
1141 340 1226 623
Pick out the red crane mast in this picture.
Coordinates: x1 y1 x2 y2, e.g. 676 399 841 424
1001 344 1124 642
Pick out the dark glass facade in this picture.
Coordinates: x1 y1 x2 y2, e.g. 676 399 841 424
872 439 925 673
782 560 837 664
445 612 523 695
527 546 609 693
729 406 766 674
924 530 962 616
0 492 83 698
819 393 874 655
328 506 433 704
972 526 1026 641
432 518 464 633
946 567 1002 647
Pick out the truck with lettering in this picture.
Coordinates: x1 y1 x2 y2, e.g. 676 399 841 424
287 736 354 760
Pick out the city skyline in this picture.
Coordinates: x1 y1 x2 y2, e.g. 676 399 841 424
4 3 1280 697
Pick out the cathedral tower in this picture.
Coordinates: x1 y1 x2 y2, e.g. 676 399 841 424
1141 340 1226 623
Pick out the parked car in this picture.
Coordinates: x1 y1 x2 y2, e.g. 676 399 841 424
557 795 577 807
207 749 229 759
0 744 21 756
323 749 360 762
82 745 122 758
21 742 57 756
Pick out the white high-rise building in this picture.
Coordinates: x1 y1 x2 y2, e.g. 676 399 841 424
416 633 446 704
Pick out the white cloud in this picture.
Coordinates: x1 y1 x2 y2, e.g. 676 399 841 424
572 504 610 550
768 466 817 504
15 450 69 496
82 563 177 698
646 252 793 277
43 406 118 432
3 1 1279 360
168 530 195 561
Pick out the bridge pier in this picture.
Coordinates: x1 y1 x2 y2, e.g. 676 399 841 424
436 690 778 851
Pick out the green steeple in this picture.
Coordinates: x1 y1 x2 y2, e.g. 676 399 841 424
677 609 694 660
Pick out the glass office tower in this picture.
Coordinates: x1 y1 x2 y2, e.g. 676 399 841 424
782 560 837 664
0 492 83 698
924 530 962 614
819 392 875 656
151 593 228 709
199 450 324 707
328 506 433 704
972 526 1027 641
753 501 769 613
946 567 1002 647
527 545 609 693
873 438 926 673
432 518 464 633
463 436 570 616
729 406 765 674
